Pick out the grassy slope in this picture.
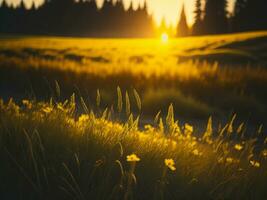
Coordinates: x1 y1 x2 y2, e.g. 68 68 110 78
1 31 266 63
1 32 267 122
0 32 267 199
0 96 266 200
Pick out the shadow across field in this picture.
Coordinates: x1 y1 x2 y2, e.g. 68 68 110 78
178 35 267 66
0 32 267 124
0 48 111 64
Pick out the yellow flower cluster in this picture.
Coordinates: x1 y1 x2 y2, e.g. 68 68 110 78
221 157 240 164
185 124 193 135
127 154 141 162
234 144 243 151
165 159 176 171
126 154 177 172
22 100 32 109
78 114 90 123
262 150 267 157
250 160 260 168
192 149 203 156
144 125 155 132
138 132 149 141
42 106 53 114
188 141 197 148
57 104 65 111
226 157 234 163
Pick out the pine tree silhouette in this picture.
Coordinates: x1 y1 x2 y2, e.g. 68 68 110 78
232 0 247 32
176 4 189 37
1 0 267 37
203 0 228 34
192 0 203 35
233 0 267 32
15 0 27 33
27 1 38 34
113 0 126 36
0 0 12 33
0 0 152 37
136 1 153 37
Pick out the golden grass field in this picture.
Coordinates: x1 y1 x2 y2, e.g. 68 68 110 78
1 31 267 121
0 31 267 199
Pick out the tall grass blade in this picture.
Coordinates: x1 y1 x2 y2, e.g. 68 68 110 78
166 104 174 133
55 80 60 99
203 116 213 142
96 89 101 108
23 129 41 190
117 86 123 113
62 163 85 200
125 91 130 116
133 89 141 111
4 148 40 194
80 97 89 114
153 111 161 126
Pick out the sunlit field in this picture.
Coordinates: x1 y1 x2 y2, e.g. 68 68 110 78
1 31 267 122
1 31 267 199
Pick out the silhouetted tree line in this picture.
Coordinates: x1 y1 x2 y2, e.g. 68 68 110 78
191 0 267 36
0 0 267 37
0 0 154 37
153 0 267 37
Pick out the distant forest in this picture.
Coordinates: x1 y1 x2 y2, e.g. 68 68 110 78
0 0 267 37
0 0 153 37
191 0 267 36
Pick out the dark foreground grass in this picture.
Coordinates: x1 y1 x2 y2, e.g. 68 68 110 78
0 94 266 200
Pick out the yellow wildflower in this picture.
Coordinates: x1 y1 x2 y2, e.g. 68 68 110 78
22 100 30 105
144 125 154 132
218 157 224 164
262 150 267 157
185 124 193 134
171 141 177 148
192 149 202 156
57 104 65 111
42 107 53 114
164 159 176 171
250 160 260 168
234 144 243 151
127 154 140 162
206 139 213 145
226 157 234 164
22 100 32 109
188 141 197 148
78 114 89 123
138 133 147 140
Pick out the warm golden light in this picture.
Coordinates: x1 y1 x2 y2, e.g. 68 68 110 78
161 33 169 43
4 0 236 27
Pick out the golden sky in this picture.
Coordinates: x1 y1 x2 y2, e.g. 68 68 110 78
3 0 235 26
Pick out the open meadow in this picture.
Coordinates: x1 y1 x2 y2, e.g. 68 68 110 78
1 31 267 199
1 31 267 122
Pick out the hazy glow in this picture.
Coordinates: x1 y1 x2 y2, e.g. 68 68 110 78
2 0 235 26
161 33 169 44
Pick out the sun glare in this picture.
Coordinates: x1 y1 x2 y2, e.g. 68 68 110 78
161 33 169 44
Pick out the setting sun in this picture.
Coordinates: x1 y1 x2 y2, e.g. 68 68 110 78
161 33 169 43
